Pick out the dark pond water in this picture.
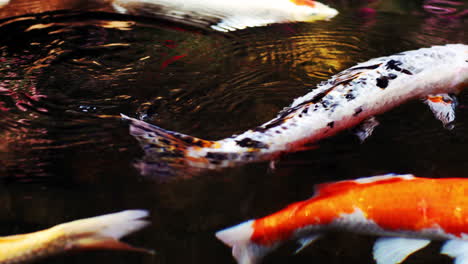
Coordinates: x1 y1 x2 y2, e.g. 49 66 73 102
0 0 467 263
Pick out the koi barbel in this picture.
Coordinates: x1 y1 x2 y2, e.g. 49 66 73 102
112 0 338 31
123 44 468 170
0 210 151 264
216 174 468 264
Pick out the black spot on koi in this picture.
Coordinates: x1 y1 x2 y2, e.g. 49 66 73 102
206 152 239 161
353 107 363 117
376 77 389 89
349 64 381 71
376 73 398 89
159 138 171 145
385 60 412 75
177 135 206 147
254 117 287 132
327 121 335 128
345 93 355 100
236 138 269 149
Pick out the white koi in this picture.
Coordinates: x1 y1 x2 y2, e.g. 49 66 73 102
0 210 151 263
112 0 338 31
123 44 468 170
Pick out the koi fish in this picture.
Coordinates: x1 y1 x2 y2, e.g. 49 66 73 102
112 0 338 31
216 174 468 264
0 210 151 263
122 44 468 171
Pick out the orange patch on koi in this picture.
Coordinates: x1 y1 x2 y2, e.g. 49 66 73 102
290 0 316 7
428 96 445 103
251 176 468 246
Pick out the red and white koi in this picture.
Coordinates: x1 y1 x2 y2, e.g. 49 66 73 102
0 210 151 263
122 44 468 170
112 0 338 31
216 174 468 264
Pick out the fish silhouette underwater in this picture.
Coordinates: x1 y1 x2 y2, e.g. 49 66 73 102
112 0 338 32
0 210 151 263
123 44 468 172
216 174 468 264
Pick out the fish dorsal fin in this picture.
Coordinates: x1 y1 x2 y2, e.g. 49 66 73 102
314 174 415 197
373 237 431 264
441 240 468 264
353 174 415 184
314 180 359 197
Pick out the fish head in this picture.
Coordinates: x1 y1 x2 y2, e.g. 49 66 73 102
288 0 338 22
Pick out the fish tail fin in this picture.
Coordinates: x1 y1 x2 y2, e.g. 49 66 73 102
56 210 152 253
121 114 218 163
216 220 272 264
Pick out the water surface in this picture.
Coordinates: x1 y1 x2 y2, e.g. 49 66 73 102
0 1 467 264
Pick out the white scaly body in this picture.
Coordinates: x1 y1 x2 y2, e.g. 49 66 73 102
124 44 468 169
112 0 338 31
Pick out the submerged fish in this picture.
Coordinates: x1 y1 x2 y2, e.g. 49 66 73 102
0 210 151 263
216 174 468 264
112 0 338 31
123 44 468 171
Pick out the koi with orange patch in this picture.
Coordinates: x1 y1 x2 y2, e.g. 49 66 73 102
122 44 468 173
0 210 152 264
216 174 468 264
112 0 338 31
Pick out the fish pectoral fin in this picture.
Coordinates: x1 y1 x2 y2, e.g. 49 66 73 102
423 93 457 129
373 237 431 264
353 116 379 142
441 240 468 264
294 234 321 254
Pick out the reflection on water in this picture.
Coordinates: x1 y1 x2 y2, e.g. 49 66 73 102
0 1 467 264
423 0 467 18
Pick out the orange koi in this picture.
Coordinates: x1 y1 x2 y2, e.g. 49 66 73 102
0 210 152 263
216 174 468 264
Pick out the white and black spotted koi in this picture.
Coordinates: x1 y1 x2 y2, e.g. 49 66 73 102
123 44 468 170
